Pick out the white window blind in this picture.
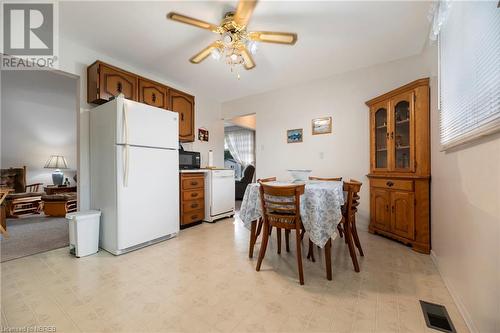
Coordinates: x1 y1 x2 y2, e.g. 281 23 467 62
439 1 500 150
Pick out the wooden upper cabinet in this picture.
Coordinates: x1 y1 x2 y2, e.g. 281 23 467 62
138 78 169 109
87 61 138 104
170 89 195 142
370 101 390 172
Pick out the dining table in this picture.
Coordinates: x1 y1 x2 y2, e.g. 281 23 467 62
239 180 345 249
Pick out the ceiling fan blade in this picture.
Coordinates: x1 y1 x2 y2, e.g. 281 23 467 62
189 41 221 64
167 12 219 33
248 31 298 45
233 0 258 28
239 46 256 70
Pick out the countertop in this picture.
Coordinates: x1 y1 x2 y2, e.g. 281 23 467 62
179 168 232 174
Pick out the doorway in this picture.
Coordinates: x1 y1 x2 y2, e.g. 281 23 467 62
0 70 78 262
223 114 256 211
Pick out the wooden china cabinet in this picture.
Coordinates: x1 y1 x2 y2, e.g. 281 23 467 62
366 78 430 254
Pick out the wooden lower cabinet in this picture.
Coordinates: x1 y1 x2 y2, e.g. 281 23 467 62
368 176 430 254
180 173 205 228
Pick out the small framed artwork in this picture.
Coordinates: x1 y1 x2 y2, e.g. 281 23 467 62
312 117 332 135
287 128 303 143
198 128 209 142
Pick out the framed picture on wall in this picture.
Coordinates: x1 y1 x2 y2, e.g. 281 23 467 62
287 128 303 143
312 117 332 135
198 128 209 142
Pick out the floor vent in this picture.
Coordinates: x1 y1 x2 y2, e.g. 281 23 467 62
420 300 456 332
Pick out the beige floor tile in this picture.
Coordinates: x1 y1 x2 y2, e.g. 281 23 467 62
1 218 469 333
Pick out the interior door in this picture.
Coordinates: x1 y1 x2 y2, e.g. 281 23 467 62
211 170 235 216
370 188 391 231
390 191 415 240
389 91 415 172
116 146 179 250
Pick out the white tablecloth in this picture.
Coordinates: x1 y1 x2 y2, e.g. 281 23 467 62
238 181 345 248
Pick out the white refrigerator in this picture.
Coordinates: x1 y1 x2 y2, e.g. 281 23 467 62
90 95 179 255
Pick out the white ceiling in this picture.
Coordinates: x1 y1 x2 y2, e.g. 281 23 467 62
60 1 431 102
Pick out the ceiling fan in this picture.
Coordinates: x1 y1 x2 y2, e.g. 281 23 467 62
166 0 297 75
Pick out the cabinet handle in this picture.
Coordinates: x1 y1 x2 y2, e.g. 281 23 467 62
385 205 389 212
191 203 198 209
386 132 389 139
391 205 395 213
191 193 198 197
191 214 198 220
117 82 122 93
190 181 198 186
181 113 184 121
152 93 156 103
390 132 394 139
386 181 394 187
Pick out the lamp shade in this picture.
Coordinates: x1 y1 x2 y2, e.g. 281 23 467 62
44 155 68 169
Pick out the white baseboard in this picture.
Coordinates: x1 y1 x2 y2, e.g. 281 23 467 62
430 250 478 333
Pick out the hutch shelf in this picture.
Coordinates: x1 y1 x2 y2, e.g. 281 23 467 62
366 78 430 254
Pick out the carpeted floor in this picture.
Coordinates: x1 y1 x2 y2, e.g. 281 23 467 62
0 215 69 262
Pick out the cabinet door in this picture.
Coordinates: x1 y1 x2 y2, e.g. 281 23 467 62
170 90 194 142
99 64 138 101
389 91 415 172
138 78 168 109
370 188 391 231
390 191 415 240
370 101 390 171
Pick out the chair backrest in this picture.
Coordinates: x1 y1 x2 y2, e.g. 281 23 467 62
241 165 256 183
257 177 277 183
0 166 27 193
258 182 305 230
309 176 342 181
343 179 362 220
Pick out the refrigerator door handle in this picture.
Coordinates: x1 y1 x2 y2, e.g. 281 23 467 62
123 102 130 187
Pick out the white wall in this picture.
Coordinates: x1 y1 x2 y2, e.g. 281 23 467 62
427 45 500 333
1 71 77 187
222 54 432 228
57 37 224 209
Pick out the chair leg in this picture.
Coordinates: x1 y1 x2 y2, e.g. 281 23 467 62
277 228 282 254
255 219 263 237
337 223 344 238
325 238 332 280
285 230 290 252
300 225 306 241
295 229 304 285
351 217 364 256
344 222 360 272
256 221 270 271
249 220 257 258
307 239 316 262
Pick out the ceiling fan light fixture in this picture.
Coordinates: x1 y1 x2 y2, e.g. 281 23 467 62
211 47 222 61
247 40 258 55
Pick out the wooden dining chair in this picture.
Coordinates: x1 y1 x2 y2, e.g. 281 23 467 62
256 182 306 285
338 179 363 272
308 176 343 181
248 177 276 258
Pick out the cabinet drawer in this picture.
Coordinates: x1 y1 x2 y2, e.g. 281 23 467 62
181 177 204 190
182 209 204 225
182 189 204 201
182 199 204 213
371 179 413 191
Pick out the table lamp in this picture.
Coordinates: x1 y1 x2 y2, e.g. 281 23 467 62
44 155 68 186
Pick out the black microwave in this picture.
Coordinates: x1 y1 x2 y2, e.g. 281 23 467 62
179 150 201 169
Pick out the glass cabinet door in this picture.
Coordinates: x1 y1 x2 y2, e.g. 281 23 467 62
373 105 389 170
391 92 414 171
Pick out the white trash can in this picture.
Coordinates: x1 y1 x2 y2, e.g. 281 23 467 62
66 210 101 257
